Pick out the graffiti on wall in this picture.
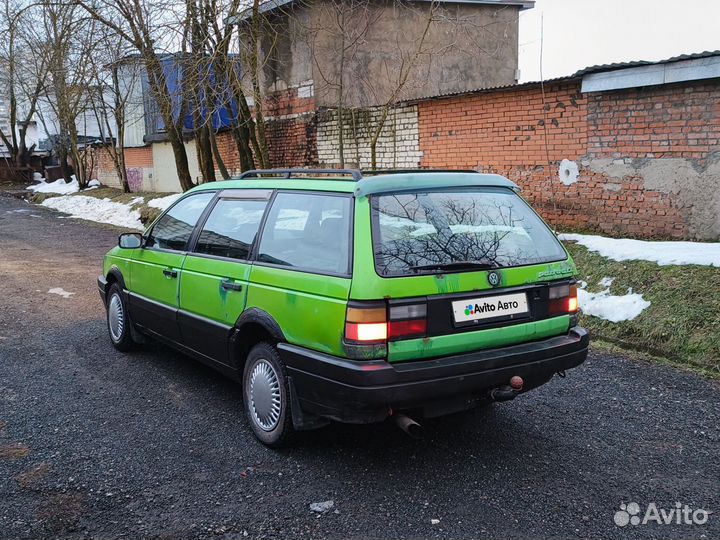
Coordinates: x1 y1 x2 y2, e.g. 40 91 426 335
127 168 143 192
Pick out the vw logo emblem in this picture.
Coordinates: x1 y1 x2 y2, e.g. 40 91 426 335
487 271 501 287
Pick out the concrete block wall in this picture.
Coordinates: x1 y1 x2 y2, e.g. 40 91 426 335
316 105 422 169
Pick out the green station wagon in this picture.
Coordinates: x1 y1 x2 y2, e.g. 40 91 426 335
98 169 588 446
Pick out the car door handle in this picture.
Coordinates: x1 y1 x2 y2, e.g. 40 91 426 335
163 268 178 278
221 279 243 291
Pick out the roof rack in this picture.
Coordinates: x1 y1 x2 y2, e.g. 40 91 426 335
238 168 363 181
361 169 480 176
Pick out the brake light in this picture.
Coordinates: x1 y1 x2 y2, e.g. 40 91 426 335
549 284 579 315
344 302 428 345
388 319 427 339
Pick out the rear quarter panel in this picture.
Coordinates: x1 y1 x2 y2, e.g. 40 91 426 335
245 265 351 356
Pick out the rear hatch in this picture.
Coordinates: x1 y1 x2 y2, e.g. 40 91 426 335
348 185 579 362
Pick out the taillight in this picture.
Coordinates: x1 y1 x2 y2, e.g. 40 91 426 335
343 301 428 358
345 304 387 344
549 283 579 315
388 303 427 340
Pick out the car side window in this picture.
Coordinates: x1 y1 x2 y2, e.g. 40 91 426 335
257 192 351 275
195 198 268 260
146 192 215 251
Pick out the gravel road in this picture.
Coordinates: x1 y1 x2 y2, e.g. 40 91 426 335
0 193 718 539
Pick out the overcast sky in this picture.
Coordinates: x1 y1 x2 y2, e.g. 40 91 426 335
518 0 720 82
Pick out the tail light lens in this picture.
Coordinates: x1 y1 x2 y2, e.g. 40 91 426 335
343 301 428 358
549 283 579 315
388 304 427 340
345 304 387 344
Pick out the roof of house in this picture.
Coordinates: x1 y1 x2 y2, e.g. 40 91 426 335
227 0 533 22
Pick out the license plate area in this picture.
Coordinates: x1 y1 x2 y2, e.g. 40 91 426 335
451 292 530 326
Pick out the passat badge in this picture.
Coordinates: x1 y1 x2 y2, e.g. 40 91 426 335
487 271 501 287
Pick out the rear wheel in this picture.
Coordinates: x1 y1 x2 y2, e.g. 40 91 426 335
106 283 136 351
242 342 294 447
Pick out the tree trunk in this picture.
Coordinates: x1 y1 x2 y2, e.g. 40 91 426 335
209 129 230 180
144 53 194 191
196 124 216 183
167 127 194 191
232 125 255 172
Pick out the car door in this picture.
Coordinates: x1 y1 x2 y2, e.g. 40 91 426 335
128 191 215 342
178 190 271 364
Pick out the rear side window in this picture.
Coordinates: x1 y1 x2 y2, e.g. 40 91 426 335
371 188 567 276
146 192 214 251
195 198 268 260
257 192 351 275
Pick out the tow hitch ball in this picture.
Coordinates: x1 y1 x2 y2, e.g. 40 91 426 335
490 375 524 402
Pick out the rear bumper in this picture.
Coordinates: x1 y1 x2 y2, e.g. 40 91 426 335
280 327 589 424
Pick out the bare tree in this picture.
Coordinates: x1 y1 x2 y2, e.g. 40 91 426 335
0 0 50 174
78 0 199 191
85 32 143 193
36 0 105 188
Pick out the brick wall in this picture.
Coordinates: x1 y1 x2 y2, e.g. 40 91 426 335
96 145 154 192
417 80 720 240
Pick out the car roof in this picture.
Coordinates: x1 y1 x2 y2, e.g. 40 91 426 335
188 171 519 196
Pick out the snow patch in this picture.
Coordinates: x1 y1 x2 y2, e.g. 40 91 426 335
578 283 650 323
48 287 75 299
88 179 101 187
148 193 181 211
41 195 143 229
559 233 720 267
27 178 80 194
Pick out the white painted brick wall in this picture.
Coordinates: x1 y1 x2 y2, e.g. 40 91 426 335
316 105 422 169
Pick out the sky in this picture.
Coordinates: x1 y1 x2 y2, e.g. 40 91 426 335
518 0 720 82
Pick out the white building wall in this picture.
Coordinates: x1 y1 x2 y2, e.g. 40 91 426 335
151 140 200 192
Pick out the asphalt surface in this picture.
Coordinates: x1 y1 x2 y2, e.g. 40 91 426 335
0 193 718 540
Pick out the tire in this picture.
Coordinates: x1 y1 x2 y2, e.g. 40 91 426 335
105 283 135 352
242 342 294 447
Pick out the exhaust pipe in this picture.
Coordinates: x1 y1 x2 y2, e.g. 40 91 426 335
394 413 424 439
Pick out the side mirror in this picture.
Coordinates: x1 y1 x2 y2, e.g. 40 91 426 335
118 232 143 249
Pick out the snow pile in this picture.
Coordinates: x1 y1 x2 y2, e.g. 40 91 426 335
148 193 181 211
41 195 143 229
578 279 651 323
88 179 101 187
27 178 80 195
559 233 720 267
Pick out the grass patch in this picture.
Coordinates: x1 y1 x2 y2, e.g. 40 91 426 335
565 241 720 375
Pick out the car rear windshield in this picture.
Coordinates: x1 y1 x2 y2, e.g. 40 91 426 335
370 188 567 276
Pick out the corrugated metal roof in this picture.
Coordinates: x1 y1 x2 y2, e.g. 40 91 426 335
409 50 720 103
570 50 720 77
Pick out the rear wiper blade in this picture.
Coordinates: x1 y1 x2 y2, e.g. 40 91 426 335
409 260 498 272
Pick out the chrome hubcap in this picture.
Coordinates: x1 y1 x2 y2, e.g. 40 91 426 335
108 293 124 342
249 360 281 431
